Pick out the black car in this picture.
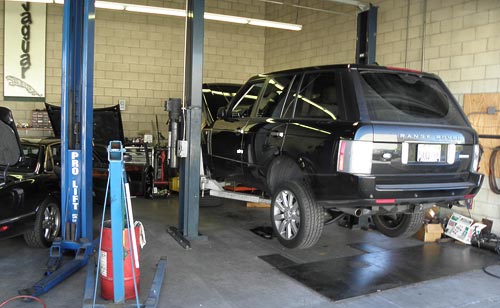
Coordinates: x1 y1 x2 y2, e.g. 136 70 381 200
203 64 483 249
45 103 154 202
0 108 61 248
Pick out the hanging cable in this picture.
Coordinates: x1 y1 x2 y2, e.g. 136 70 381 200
489 146 500 194
0 295 46 308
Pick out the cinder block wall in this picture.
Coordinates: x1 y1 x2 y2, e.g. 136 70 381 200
265 0 500 231
264 0 357 72
0 0 265 138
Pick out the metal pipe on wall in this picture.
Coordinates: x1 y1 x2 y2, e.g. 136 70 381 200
421 0 427 71
404 0 410 68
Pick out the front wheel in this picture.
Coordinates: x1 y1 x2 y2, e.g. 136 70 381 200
372 209 424 238
24 197 61 248
271 181 323 249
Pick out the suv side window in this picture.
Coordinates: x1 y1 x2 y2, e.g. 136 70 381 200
293 72 341 120
255 75 295 118
230 80 265 118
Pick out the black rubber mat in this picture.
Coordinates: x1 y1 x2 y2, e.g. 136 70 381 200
260 243 499 301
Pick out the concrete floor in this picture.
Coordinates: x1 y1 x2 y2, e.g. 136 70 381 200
1 196 500 307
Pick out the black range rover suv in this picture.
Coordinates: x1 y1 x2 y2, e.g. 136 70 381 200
203 64 483 249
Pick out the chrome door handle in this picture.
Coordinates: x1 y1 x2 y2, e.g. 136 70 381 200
270 131 284 138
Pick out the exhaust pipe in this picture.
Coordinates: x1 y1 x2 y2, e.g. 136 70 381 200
337 207 366 217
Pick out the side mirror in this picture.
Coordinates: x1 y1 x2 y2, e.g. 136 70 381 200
217 107 226 120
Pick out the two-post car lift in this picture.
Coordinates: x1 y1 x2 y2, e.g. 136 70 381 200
21 1 166 306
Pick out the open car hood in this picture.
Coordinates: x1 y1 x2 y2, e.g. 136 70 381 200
0 107 23 166
45 103 124 145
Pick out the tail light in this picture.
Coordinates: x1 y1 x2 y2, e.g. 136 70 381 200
470 144 480 172
337 140 373 174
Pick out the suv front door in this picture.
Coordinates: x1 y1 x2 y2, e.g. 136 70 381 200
208 79 265 180
241 74 298 185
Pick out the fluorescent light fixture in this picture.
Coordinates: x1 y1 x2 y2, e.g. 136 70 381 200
95 1 125 10
125 4 186 17
48 0 302 31
8 0 53 3
248 19 302 31
204 13 248 24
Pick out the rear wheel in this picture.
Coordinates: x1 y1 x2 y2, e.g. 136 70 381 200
143 166 154 199
372 209 424 238
24 197 61 248
271 181 323 249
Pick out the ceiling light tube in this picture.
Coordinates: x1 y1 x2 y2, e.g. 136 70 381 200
50 0 302 31
125 4 186 17
7 0 53 3
95 1 125 10
204 13 249 24
248 18 302 31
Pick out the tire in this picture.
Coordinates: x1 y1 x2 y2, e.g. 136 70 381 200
267 158 302 195
143 167 154 199
271 181 323 249
372 208 425 238
24 197 61 248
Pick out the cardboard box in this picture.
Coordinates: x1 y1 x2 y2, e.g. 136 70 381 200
170 176 179 192
246 202 270 208
416 223 443 242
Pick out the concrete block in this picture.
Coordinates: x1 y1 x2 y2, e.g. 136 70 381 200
452 2 477 18
448 80 472 94
438 69 461 82
486 65 500 78
474 51 500 66
427 21 441 35
476 23 500 39
463 39 487 54
424 47 439 61
450 54 474 68
104 88 121 97
431 7 453 22
464 11 490 28
451 28 476 43
490 8 500 22
113 80 130 89
429 57 450 71
461 66 486 80
487 37 500 51
430 32 451 47
472 79 499 93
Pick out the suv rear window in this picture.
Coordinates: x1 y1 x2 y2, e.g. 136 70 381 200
360 71 467 126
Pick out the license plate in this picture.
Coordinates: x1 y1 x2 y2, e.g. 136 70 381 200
417 144 441 162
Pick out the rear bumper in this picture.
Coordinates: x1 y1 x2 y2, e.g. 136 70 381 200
314 172 484 208
0 213 35 241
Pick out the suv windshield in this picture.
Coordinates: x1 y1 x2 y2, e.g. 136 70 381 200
360 71 467 126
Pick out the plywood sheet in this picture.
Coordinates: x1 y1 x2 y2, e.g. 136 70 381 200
463 93 500 177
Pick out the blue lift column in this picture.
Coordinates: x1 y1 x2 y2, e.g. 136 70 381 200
177 0 205 241
356 4 378 65
60 0 95 247
20 0 96 297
